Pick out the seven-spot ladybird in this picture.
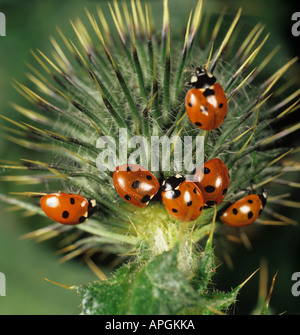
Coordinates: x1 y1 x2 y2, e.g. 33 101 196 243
36 60 273 230
40 193 97 225
113 164 160 208
221 191 267 227
161 174 205 222
194 158 230 207
185 66 227 130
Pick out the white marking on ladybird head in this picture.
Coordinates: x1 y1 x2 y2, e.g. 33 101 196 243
190 75 198 83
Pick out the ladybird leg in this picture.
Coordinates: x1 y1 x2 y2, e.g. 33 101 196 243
76 188 83 195
184 65 194 72
249 184 255 194
235 187 251 194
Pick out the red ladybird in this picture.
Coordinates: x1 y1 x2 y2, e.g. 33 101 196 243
40 193 97 225
221 191 267 227
161 174 205 222
194 158 230 207
113 164 160 208
185 66 227 130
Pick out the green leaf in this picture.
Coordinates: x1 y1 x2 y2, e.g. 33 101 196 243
200 289 240 315
77 246 206 315
192 243 215 293
198 268 260 315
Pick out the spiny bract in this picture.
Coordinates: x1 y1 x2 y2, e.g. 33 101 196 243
0 0 299 315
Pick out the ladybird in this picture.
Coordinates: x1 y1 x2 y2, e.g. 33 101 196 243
113 164 160 208
185 66 227 130
161 174 205 222
40 193 97 225
221 191 267 227
194 158 230 207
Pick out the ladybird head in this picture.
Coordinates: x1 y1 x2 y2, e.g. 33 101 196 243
88 199 98 217
187 66 216 89
161 174 186 191
259 189 268 208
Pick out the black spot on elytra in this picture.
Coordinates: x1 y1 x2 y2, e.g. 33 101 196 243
222 188 228 195
195 122 202 127
132 180 140 189
193 188 198 194
248 211 253 219
202 167 210 174
70 197 75 205
79 216 87 223
203 88 215 97
171 190 181 199
62 211 69 219
146 175 152 180
188 102 193 107
248 199 253 204
204 185 215 193
124 194 131 201
206 201 216 207
232 208 238 215
187 200 193 207
172 208 178 213
219 103 224 108
141 195 150 203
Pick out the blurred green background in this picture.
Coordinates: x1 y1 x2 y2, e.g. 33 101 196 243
0 0 299 314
